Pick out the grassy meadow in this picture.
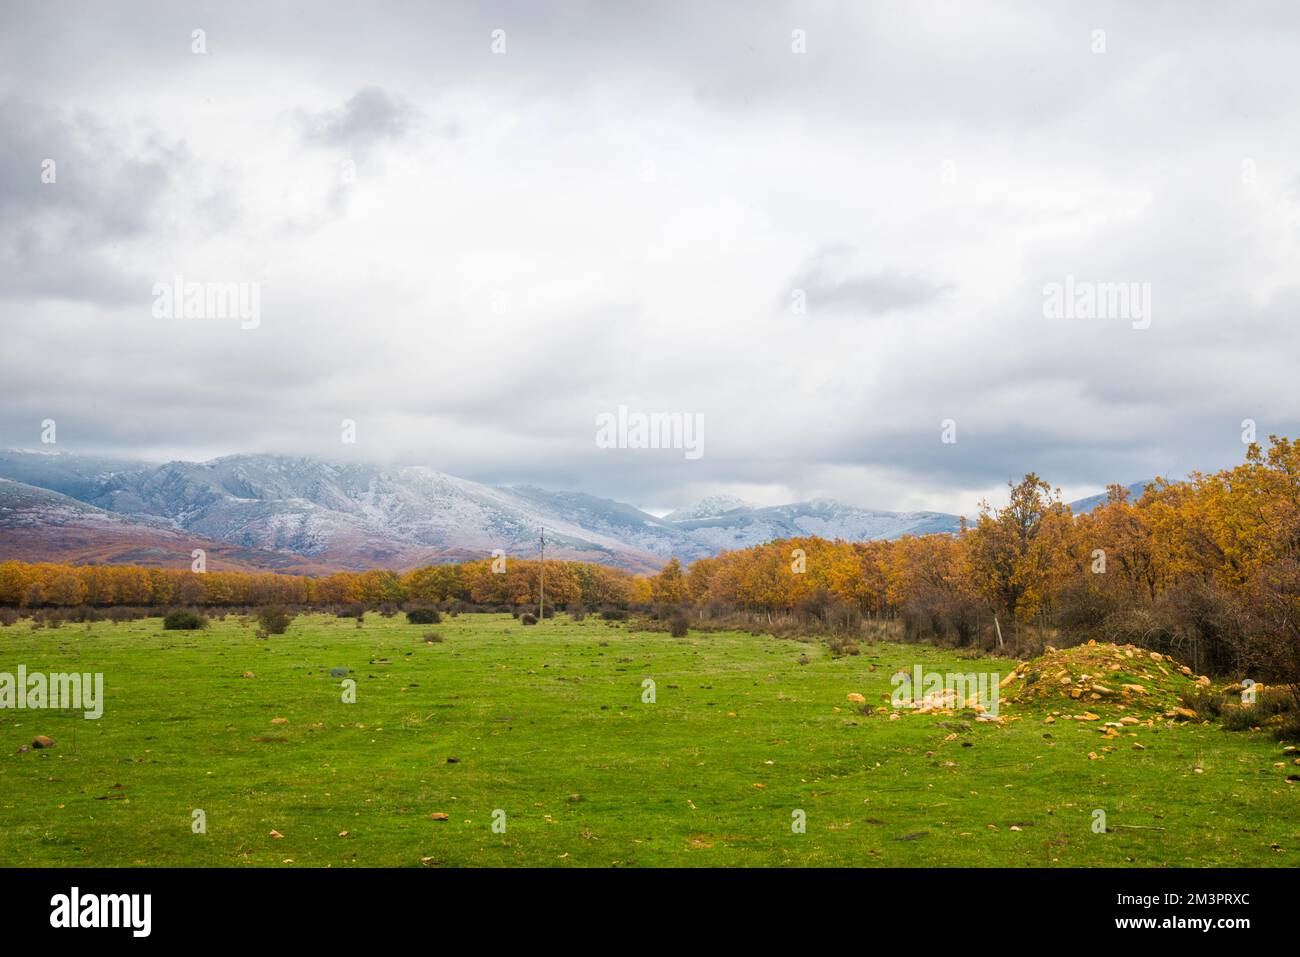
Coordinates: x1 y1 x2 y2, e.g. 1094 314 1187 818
0 612 1295 867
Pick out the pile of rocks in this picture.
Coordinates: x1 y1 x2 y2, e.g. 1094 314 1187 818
1001 640 1209 719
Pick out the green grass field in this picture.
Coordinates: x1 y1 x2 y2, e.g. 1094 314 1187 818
1 613 1295 867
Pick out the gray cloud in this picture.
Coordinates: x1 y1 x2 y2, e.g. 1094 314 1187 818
0 100 185 304
791 248 953 316
301 86 412 154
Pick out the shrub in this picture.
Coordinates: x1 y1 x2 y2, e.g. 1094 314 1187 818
163 609 208 631
406 608 441 625
256 605 293 636
600 609 629 621
1180 683 1299 738
336 604 365 619
521 613 538 625
423 630 444 643
826 635 861 658
570 604 587 621
669 613 689 637
0 608 18 627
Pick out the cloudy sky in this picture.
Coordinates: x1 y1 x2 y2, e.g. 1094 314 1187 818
2 1 1299 516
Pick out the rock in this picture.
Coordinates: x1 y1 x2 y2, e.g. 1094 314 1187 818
269 829 284 838
330 667 348 677
846 693 866 704
1080 712 1100 722
16 745 29 753
1172 707 1198 720
32 735 54 749
1120 716 1140 725
1121 683 1147 695
271 717 288 725
1090 683 1115 695
242 671 255 678
446 757 460 764
429 812 450 821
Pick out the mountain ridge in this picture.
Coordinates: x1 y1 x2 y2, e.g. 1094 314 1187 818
0 449 1143 573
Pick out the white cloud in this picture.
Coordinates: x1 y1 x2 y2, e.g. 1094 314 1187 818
2 1 1299 516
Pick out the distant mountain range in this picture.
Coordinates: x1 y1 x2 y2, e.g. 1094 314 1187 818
1066 481 1150 514
0 450 1143 574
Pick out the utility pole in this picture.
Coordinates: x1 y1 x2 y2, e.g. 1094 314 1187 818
538 526 546 621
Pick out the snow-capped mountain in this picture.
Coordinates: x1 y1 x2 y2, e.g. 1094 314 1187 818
0 451 680 571
666 498 964 552
0 450 1140 573
0 476 335 573
1066 481 1151 514
663 494 753 522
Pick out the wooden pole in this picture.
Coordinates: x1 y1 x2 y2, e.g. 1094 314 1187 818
538 527 545 620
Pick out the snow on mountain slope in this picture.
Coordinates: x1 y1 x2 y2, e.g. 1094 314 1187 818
663 494 753 523
1066 481 1151 514
0 477 340 572
1 450 1142 572
0 452 669 571
670 498 963 551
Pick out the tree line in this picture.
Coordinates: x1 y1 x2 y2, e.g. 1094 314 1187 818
646 435 1300 682
0 557 644 612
